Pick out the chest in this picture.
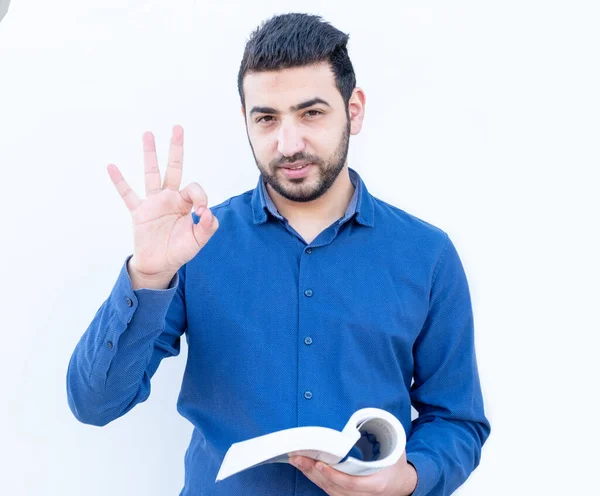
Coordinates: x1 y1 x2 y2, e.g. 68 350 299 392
183 238 430 366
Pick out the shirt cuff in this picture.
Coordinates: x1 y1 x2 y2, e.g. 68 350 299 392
405 451 441 496
110 254 179 329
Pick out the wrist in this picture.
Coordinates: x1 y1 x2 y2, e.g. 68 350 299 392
127 258 176 290
397 461 418 496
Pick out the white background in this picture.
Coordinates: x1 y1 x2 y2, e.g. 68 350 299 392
1 1 598 494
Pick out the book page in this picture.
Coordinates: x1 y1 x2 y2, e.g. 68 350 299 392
216 425 360 482
216 408 407 481
333 408 407 476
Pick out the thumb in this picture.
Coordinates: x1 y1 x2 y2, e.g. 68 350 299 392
191 207 219 245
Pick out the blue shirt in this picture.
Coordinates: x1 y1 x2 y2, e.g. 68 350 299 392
67 167 490 496
260 167 360 225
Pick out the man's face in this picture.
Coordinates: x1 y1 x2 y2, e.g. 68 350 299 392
242 62 351 203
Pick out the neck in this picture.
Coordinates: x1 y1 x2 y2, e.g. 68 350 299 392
266 165 355 225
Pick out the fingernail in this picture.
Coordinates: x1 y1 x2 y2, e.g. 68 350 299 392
316 462 324 471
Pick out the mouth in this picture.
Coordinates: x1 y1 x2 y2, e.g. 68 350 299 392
279 162 314 178
280 161 312 170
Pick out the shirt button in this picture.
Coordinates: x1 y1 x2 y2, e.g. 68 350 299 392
125 297 133 307
304 391 313 400
106 340 113 349
304 336 313 345
305 247 312 254
304 289 313 297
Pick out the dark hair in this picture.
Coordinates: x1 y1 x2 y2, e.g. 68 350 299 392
237 13 356 114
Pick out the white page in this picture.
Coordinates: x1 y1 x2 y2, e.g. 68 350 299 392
216 408 407 481
216 426 360 482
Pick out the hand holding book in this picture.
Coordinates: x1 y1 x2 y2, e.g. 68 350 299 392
216 408 407 482
289 450 418 496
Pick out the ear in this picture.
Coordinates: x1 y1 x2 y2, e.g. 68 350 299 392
348 88 366 135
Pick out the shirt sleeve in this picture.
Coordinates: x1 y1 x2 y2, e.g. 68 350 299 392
406 234 491 495
66 254 187 426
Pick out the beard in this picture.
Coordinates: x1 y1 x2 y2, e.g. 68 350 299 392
248 118 351 203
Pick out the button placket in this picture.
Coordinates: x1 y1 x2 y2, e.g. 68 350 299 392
298 243 318 420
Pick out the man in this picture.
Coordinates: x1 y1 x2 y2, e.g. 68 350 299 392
67 12 490 496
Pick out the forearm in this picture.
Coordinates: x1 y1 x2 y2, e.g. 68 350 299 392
66 255 180 426
405 414 489 495
407 234 491 495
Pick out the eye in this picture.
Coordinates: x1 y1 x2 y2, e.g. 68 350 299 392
256 115 275 124
304 110 323 118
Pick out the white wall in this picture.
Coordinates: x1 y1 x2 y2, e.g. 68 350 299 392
0 0 10 23
1 1 598 494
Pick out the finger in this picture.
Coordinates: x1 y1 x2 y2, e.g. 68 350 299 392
290 457 336 495
299 469 336 495
180 182 208 213
291 456 385 495
181 182 218 245
142 131 161 196
162 124 184 191
192 207 219 247
316 462 383 493
107 163 141 212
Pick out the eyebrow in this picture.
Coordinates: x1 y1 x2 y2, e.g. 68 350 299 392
249 97 331 116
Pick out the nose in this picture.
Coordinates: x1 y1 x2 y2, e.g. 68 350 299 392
277 119 306 157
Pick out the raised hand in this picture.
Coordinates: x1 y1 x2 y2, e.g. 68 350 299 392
107 125 219 287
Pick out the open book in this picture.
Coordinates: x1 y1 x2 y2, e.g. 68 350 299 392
216 407 407 482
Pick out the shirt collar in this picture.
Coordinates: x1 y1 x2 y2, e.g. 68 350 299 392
251 167 374 227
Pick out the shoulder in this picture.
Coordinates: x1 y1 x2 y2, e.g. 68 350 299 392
208 190 253 216
372 196 448 243
369 196 455 280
